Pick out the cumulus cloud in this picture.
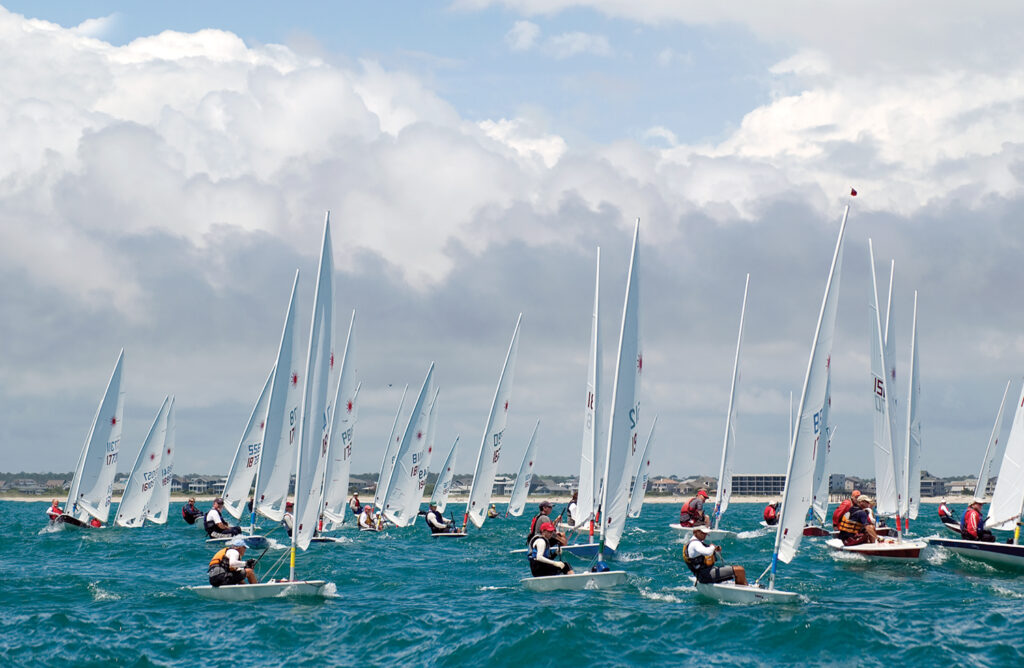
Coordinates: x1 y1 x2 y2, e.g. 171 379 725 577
505 20 540 51
545 31 611 59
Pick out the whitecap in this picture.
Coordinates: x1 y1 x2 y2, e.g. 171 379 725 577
737 527 772 539
639 588 684 603
88 582 120 601
478 586 509 591
616 552 645 562
987 583 1024 599
320 582 340 598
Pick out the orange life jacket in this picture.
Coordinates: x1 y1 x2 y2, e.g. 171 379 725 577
838 513 863 534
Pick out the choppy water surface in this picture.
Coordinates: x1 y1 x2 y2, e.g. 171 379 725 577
1 500 1022 666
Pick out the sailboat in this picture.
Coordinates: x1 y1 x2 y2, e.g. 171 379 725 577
626 417 657 519
570 248 602 540
507 420 541 517
462 314 522 533
382 364 437 527
803 374 835 537
115 396 171 527
826 242 925 558
56 350 125 529
522 220 640 592
318 311 359 534
430 436 460 513
928 381 1024 568
672 274 749 539
193 213 337 600
367 384 409 531
147 398 176 525
696 205 848 603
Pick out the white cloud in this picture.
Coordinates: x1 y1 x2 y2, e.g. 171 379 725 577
505 20 540 51
71 13 118 39
545 31 611 59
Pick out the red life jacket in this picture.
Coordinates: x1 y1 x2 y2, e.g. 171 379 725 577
763 504 777 522
832 499 853 529
679 498 705 525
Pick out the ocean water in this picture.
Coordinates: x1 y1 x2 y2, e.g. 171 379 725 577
2 500 1022 667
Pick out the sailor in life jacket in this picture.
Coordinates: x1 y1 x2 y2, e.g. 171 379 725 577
683 526 747 585
566 491 579 526
526 501 554 544
937 500 959 525
181 498 204 525
487 504 500 519
762 501 780 526
348 492 362 516
282 501 295 537
46 499 63 522
207 537 258 587
425 501 453 533
358 504 376 530
527 522 574 577
679 489 709 527
88 517 102 528
204 498 242 538
831 489 861 529
960 498 996 542
836 496 879 545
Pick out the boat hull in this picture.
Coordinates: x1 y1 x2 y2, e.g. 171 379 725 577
520 570 627 592
430 532 467 538
669 524 735 540
309 536 344 543
802 525 834 537
205 535 270 550
927 537 1024 570
825 538 926 559
189 580 329 601
53 514 90 529
695 581 800 604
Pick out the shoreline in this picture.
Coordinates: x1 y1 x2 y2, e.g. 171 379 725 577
2 494 981 505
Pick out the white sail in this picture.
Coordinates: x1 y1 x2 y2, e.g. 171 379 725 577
415 388 441 512
711 274 748 528
599 220 641 554
222 369 273 520
294 215 336 551
976 381 1011 500
374 385 409 509
627 416 657 519
255 271 302 522
868 241 899 518
115 397 171 527
464 314 522 529
383 364 436 527
430 437 459 512
508 420 541 517
987 384 1024 531
882 260 907 519
904 292 922 520
322 312 359 525
574 249 601 529
772 206 847 574
148 397 176 524
811 373 833 524
66 350 125 524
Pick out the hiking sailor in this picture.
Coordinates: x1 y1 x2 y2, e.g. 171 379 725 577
181 498 204 525
679 489 710 527
961 498 995 542
836 496 879 545
683 525 748 585
425 501 453 534
527 522 574 577
204 497 242 538
207 537 258 587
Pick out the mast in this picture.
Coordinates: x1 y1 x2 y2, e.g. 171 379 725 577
711 273 749 530
975 381 1011 500
903 292 921 525
768 204 848 590
576 248 601 533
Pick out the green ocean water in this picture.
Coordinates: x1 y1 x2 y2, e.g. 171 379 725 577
1 500 1022 667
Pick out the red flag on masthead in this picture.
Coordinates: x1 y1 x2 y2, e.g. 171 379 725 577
850 187 857 196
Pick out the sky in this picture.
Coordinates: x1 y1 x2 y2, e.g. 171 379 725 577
2 2 1024 481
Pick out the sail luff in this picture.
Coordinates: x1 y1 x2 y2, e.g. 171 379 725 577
712 274 748 529
987 383 1024 530
322 311 358 525
904 292 922 520
868 241 899 518
575 248 600 529
508 420 541 517
222 369 274 520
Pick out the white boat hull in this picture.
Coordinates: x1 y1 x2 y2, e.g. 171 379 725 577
927 537 1024 570
189 580 329 601
430 532 467 538
205 535 270 550
309 536 344 543
825 537 926 559
520 570 627 592
669 524 735 540
695 581 800 604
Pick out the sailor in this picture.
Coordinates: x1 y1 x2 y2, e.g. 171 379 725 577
425 501 453 533
349 492 362 516
46 499 63 522
181 498 204 525
488 504 500 519
937 500 958 525
527 522 574 577
88 517 103 528
566 491 579 526
678 489 710 528
527 501 554 543
831 489 861 530
836 496 878 545
763 501 780 526
358 504 376 530
282 501 295 537
204 498 242 538
683 526 748 586
960 498 995 542
207 537 258 587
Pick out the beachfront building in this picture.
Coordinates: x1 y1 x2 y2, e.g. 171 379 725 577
731 474 786 496
919 471 945 497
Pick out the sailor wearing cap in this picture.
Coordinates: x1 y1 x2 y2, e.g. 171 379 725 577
207 537 258 587
526 501 554 543
527 522 574 577
836 496 879 545
282 501 295 537
961 498 995 542
679 489 710 528
204 497 242 538
358 504 376 530
683 525 748 586
425 501 453 533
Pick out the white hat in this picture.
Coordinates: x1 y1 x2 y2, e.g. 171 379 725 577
229 537 247 547
692 525 710 534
